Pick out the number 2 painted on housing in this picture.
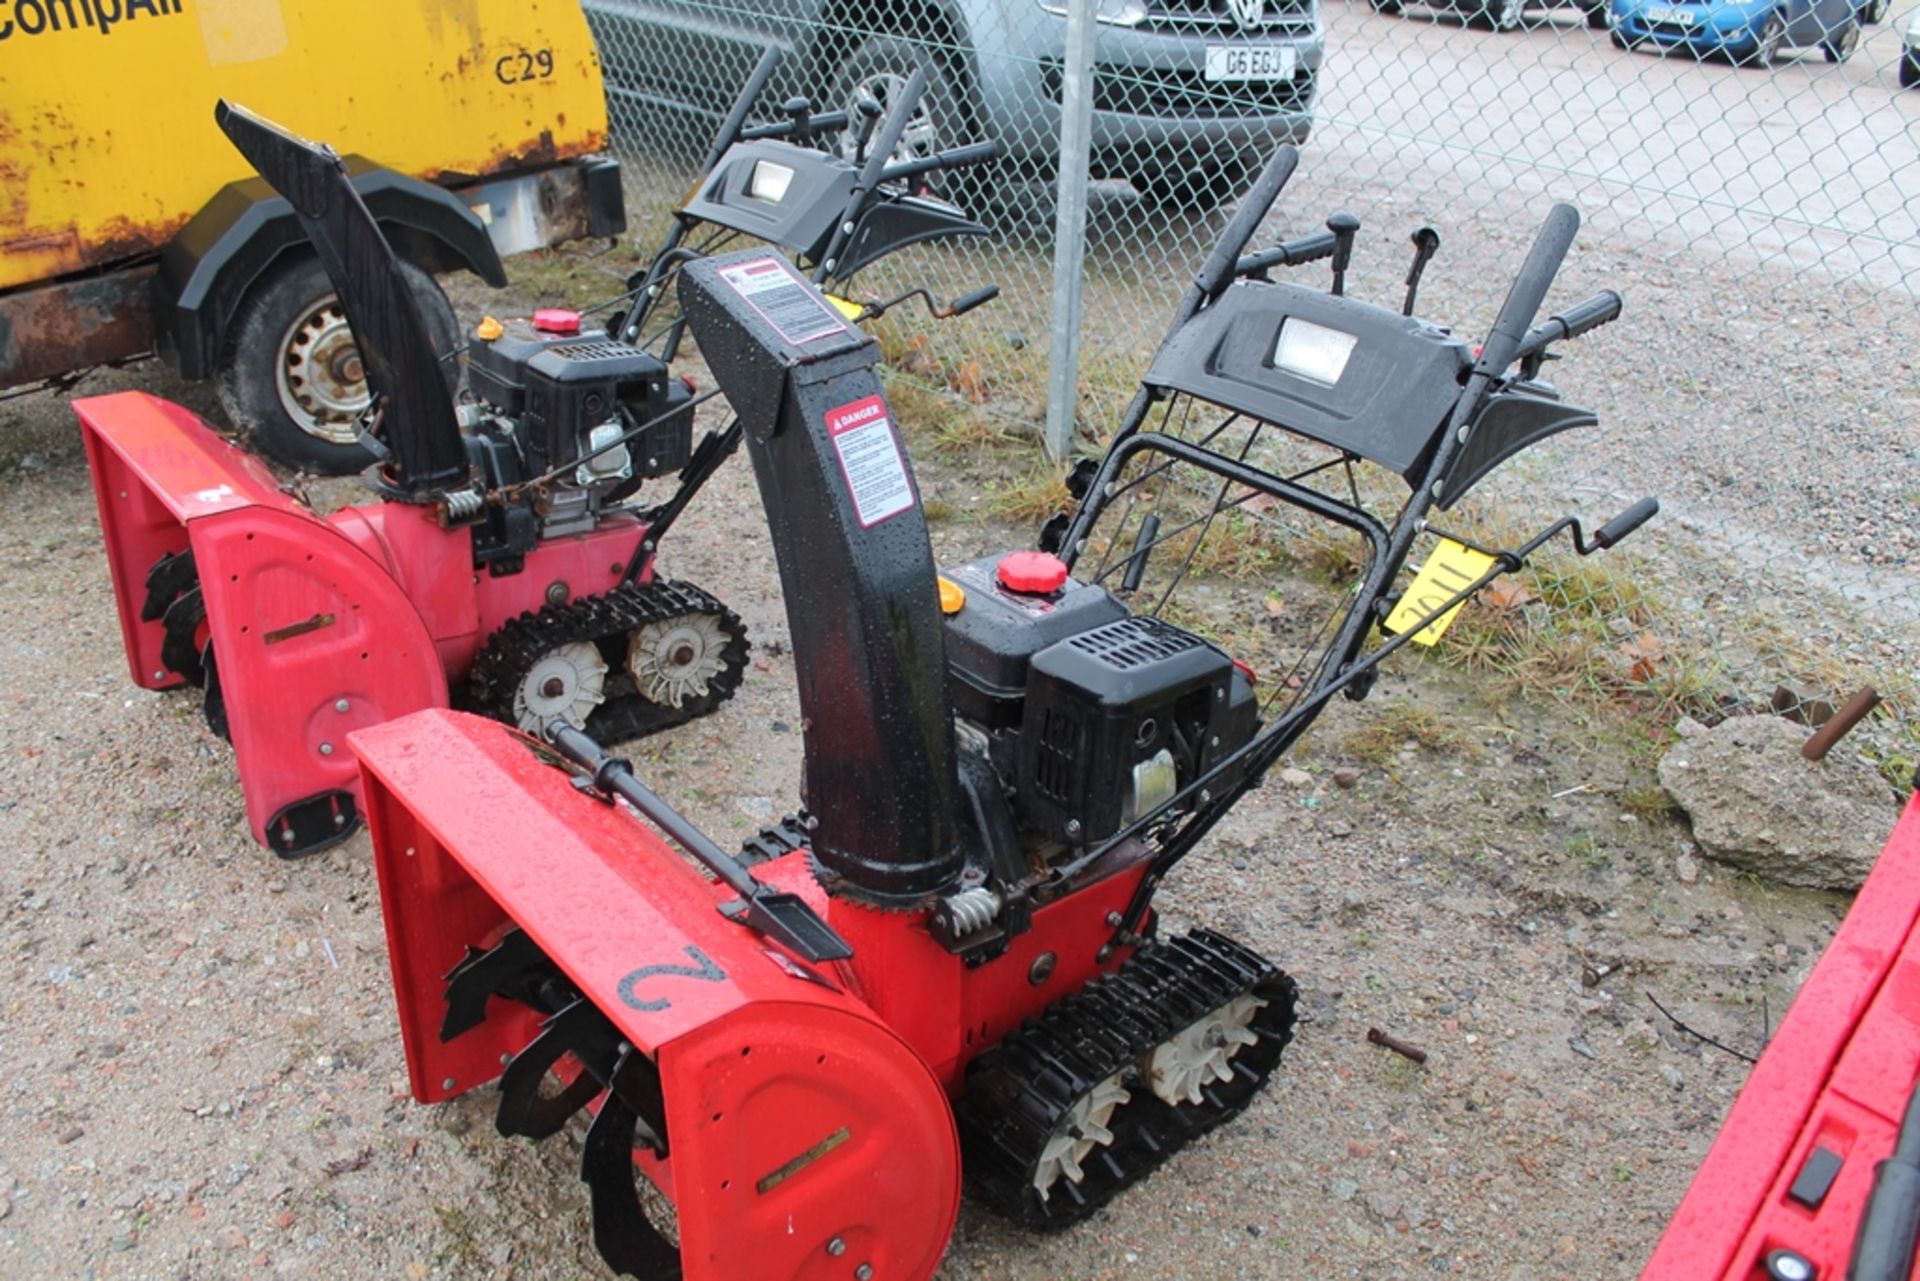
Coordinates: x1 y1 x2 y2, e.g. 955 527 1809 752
495 48 555 84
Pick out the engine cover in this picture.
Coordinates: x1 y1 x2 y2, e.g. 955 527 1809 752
1015 615 1256 845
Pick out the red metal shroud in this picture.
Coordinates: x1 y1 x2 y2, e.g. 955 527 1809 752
353 709 962 1281
1643 793 1920 1280
77 391 642 851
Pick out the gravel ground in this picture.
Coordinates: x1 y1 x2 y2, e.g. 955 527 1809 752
0 275 1897 1280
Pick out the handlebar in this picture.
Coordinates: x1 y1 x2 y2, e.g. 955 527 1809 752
737 107 853 143
1236 229 1336 276
878 138 1005 184
1195 144 1299 300
699 47 784 173
1513 289 1622 367
1476 202 1580 380
942 284 1000 318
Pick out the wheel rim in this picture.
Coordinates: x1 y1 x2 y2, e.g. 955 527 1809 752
1760 16 1783 59
274 297 370 447
1501 0 1523 27
1145 993 1267 1107
512 642 610 732
840 68 940 169
627 615 730 709
1032 1072 1130 1201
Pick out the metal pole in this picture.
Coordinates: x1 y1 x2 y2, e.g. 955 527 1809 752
1043 0 1098 460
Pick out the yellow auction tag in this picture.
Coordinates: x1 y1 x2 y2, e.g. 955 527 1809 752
825 295 866 320
1385 538 1497 646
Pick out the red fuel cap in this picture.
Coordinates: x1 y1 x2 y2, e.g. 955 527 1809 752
533 308 582 335
996 551 1069 595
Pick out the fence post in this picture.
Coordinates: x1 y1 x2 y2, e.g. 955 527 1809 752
1043 0 1098 460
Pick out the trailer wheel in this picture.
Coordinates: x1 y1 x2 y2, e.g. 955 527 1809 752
216 255 460 475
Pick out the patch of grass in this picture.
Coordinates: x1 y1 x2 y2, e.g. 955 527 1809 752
986 463 1073 528
1621 783 1679 821
1340 704 1465 767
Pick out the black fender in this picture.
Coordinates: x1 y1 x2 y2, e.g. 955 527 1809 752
151 158 508 380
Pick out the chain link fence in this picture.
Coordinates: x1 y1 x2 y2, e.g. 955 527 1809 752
583 0 1920 779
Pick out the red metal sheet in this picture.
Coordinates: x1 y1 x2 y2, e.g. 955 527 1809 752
1643 795 1920 1279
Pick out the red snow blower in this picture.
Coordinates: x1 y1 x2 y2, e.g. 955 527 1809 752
1644 785 1920 1281
78 63 998 858
351 144 1656 1278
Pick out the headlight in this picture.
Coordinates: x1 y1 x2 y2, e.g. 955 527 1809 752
1273 317 1358 386
1036 0 1150 26
747 159 794 203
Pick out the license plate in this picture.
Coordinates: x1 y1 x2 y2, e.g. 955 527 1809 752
1385 539 1497 647
1204 45 1298 81
1643 6 1695 22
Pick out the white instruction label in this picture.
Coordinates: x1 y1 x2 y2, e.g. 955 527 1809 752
825 395 915 529
716 257 846 345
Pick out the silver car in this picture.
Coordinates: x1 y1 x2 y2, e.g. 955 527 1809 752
1903 5 1919 85
583 0 1324 210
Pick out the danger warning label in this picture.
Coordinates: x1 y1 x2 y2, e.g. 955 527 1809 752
825 395 915 529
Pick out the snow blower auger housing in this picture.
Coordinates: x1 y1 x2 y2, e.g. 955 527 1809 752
78 101 741 857
351 144 1659 1279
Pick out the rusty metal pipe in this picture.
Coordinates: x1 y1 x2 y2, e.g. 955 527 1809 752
1803 687 1881 762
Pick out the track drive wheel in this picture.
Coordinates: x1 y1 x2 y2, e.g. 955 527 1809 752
960 930 1298 1230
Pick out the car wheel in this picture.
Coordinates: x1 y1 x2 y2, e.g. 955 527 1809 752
1492 0 1527 31
1584 3 1611 27
1857 0 1887 22
1610 25 1639 46
1822 17 1860 58
1744 12 1786 65
1134 154 1256 213
1904 53 1920 86
215 255 461 474
1370 0 1405 13
828 34 965 191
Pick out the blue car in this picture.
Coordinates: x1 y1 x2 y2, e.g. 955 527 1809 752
1610 0 1861 62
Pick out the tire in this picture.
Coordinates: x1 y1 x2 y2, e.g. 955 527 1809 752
1739 13 1786 64
1585 3 1611 27
215 255 460 474
1133 154 1257 213
1371 0 1405 13
827 34 967 199
1610 27 1636 46
1490 0 1527 32
1857 0 1887 22
1822 17 1859 59
1903 53 1920 87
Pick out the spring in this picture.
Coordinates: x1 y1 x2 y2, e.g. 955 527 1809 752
942 887 1002 938
442 488 485 521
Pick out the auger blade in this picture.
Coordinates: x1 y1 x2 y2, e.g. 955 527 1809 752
495 998 619 1140
441 928 561 1042
581 1049 681 1280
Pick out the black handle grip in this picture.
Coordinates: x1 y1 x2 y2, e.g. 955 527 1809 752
1514 289 1623 368
945 284 1000 318
879 137 1004 183
738 108 852 142
1235 228 1336 277
701 47 783 172
1477 202 1581 379
1195 144 1299 299
856 64 928 192
1591 497 1658 550
1326 210 1359 295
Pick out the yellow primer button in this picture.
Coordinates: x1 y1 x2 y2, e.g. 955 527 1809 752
1385 538 1496 646
475 316 505 341
825 294 866 321
937 577 966 615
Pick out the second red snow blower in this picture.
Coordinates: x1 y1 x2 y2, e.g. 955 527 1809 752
77 64 998 858
350 145 1657 1278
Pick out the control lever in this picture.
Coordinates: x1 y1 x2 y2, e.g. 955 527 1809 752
852 94 884 162
1584 496 1658 552
1326 211 1359 297
783 96 813 142
737 108 852 143
1402 226 1440 316
847 283 1000 325
1514 289 1622 376
1235 228 1336 278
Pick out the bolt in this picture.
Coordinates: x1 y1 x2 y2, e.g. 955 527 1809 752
318 742 334 756
1106 911 1123 927
1096 944 1113 963
670 644 697 668
1064 818 1082 840
827 1238 846 1257
153 669 166 681
855 1266 872 1281
804 815 820 831
333 813 346 829
501 1052 512 1066
541 677 567 699
546 581 570 607
441 1077 456 1091
1028 952 1057 986
842 221 855 235
335 699 350 713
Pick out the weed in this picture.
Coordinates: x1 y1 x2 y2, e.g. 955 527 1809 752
1340 704 1465 767
987 464 1073 528
1621 784 1678 821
